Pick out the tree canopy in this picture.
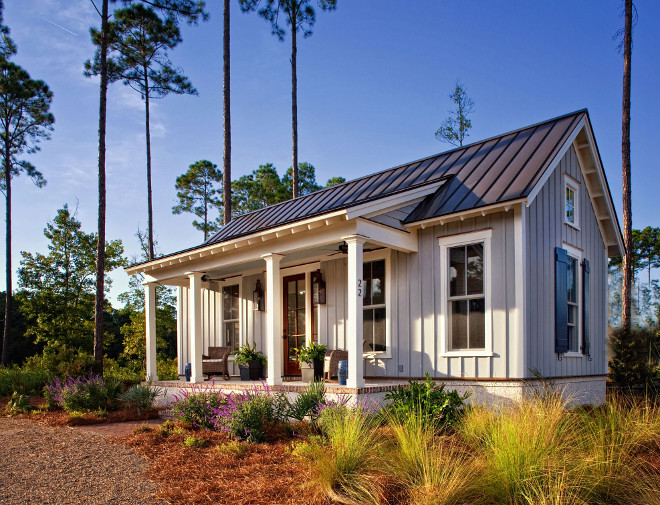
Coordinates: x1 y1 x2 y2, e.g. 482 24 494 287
435 80 474 147
18 205 126 352
172 160 223 239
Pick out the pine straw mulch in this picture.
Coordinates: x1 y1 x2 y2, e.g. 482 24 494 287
5 406 161 427
118 426 330 505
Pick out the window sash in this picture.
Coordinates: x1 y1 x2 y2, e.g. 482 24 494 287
363 259 387 353
222 284 240 351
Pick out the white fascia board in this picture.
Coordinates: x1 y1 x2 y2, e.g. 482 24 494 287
355 218 418 253
580 121 625 257
130 219 358 282
344 180 446 220
526 116 586 205
124 209 347 276
404 198 525 230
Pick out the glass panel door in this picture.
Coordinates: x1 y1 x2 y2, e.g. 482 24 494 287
283 274 306 376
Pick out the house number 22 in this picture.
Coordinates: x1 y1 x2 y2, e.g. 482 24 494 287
357 279 362 297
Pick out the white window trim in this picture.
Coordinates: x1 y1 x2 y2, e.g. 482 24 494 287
363 248 392 359
564 174 580 230
438 229 493 357
562 243 583 358
218 277 242 355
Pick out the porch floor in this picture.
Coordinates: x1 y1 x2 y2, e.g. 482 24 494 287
153 376 408 395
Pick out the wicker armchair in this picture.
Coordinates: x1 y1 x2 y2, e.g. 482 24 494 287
324 349 348 380
202 346 231 380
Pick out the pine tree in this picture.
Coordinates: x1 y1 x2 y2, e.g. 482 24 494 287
239 0 337 198
435 80 474 148
0 59 54 365
86 0 206 373
172 160 223 240
86 3 197 261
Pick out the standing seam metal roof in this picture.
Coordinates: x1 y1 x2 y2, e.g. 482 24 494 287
205 110 586 244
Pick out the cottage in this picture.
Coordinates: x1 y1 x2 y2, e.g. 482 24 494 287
126 109 623 405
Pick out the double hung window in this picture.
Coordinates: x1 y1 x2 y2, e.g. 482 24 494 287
439 229 492 356
363 259 386 353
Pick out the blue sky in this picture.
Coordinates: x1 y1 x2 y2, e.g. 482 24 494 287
3 0 659 304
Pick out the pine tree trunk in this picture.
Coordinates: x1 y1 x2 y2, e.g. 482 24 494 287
621 0 633 332
145 70 154 261
1 147 11 365
222 0 231 225
93 0 110 373
291 24 299 199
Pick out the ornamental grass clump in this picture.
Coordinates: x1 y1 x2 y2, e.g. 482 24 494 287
119 382 162 414
385 409 480 505
300 405 384 505
44 371 122 413
459 394 588 505
576 394 660 505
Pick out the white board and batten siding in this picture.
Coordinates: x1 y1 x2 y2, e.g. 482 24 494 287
176 274 266 375
525 145 608 379
318 210 518 380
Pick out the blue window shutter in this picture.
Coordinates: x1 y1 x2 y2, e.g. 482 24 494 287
555 247 569 354
582 258 590 355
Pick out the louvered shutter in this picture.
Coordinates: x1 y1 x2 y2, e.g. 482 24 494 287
582 258 590 356
555 247 569 354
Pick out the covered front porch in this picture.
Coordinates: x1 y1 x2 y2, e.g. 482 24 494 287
138 215 418 389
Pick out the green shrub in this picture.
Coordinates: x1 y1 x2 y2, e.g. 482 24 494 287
171 388 227 429
5 392 35 414
609 326 659 391
24 346 95 378
0 365 53 396
103 359 143 386
289 380 325 421
225 392 286 443
157 357 178 380
46 372 124 413
183 435 207 448
119 383 162 413
384 374 469 430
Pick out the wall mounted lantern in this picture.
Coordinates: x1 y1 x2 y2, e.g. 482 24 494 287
253 279 264 311
312 269 326 305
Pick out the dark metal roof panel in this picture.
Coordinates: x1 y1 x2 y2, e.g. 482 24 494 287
205 110 586 244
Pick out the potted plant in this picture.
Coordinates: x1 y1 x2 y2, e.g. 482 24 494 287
234 342 266 381
295 342 327 383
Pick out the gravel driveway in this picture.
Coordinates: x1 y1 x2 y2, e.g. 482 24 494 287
0 418 161 505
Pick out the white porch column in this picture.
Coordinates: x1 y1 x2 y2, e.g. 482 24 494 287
263 253 284 386
344 235 366 388
144 282 158 382
187 271 205 383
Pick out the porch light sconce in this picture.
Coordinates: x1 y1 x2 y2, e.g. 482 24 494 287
253 279 264 311
338 241 348 254
312 269 326 305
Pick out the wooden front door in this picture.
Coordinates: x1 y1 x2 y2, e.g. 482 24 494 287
283 274 306 376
